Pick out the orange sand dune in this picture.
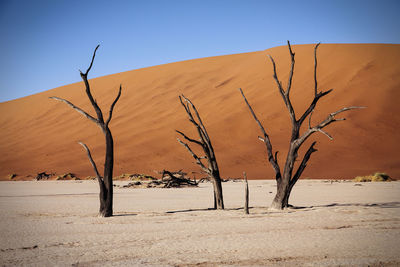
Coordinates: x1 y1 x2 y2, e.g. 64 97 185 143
1 43 399 180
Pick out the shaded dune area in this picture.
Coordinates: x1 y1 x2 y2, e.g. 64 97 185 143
1 43 399 180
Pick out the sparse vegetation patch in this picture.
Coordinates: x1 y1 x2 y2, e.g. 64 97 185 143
56 173 80 180
353 172 394 182
7 174 17 180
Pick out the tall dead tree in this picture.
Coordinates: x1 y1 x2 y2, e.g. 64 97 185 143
50 45 121 217
239 41 363 210
176 95 224 209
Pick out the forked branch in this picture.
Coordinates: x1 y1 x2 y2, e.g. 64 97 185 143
80 45 105 124
296 106 365 147
180 95 211 142
297 88 333 126
268 41 296 124
51 45 122 129
298 42 330 127
178 95 215 160
81 44 100 77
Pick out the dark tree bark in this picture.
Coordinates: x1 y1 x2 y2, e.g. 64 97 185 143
50 45 122 217
243 172 249 214
176 95 224 210
239 41 364 210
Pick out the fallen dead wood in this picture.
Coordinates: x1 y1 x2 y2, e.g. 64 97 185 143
119 170 198 188
161 170 198 188
35 172 54 181
113 173 156 181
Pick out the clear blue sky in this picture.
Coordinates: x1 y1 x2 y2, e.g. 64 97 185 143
0 0 399 102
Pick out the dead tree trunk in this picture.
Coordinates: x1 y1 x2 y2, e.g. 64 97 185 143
239 41 364 210
244 172 249 214
176 95 224 210
50 45 122 217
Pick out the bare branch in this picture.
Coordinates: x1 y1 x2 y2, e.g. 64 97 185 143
268 46 297 124
291 141 317 187
239 88 269 140
268 55 285 98
298 89 333 126
317 106 365 129
296 42 329 128
296 106 365 147
181 95 211 141
78 142 102 183
308 109 314 129
178 95 208 146
177 138 209 173
178 95 191 117
49 96 99 125
176 130 203 147
274 151 279 163
238 88 281 179
79 45 105 124
318 129 333 140
314 43 321 96
80 45 100 77
105 85 122 126
286 40 295 96
179 94 217 167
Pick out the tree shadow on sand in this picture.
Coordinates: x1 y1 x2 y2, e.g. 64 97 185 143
111 202 400 217
288 201 400 210
165 207 244 214
112 213 138 217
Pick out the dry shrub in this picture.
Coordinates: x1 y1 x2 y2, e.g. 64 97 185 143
7 174 17 180
353 172 394 182
56 173 80 180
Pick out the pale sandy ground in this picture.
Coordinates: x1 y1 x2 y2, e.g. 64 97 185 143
0 180 399 266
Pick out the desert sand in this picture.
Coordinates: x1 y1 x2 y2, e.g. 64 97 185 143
0 180 399 266
1 43 400 180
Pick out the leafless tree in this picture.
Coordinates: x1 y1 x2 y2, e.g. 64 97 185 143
176 95 224 209
50 45 121 217
239 41 364 210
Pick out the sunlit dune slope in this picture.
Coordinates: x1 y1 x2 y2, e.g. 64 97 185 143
1 43 399 180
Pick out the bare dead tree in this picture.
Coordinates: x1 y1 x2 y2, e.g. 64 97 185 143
243 171 249 214
49 45 122 217
176 95 224 209
239 41 364 210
